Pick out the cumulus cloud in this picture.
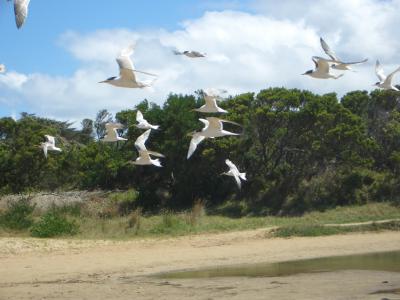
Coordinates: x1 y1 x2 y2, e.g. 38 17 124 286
1 0 400 123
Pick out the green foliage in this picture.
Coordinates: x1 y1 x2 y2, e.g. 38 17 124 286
1 88 400 214
30 212 79 238
0 198 35 230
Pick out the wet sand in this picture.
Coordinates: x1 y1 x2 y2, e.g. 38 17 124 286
0 230 399 299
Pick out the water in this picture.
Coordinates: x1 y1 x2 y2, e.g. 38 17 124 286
159 251 400 279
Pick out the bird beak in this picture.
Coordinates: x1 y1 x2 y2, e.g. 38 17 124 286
98 80 106 83
301 73 306 75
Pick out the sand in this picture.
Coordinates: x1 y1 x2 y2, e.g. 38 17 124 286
0 230 399 299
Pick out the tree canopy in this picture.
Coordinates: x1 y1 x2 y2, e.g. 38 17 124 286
1 88 399 215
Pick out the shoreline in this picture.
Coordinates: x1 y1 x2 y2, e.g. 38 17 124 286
1 230 399 299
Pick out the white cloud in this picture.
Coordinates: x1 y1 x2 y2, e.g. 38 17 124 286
1 0 400 123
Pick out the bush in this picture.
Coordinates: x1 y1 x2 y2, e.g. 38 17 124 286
0 197 35 230
109 189 139 216
30 212 79 238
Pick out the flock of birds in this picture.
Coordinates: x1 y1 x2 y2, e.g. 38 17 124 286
2 1 400 189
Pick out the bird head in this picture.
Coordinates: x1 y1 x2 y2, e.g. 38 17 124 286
373 82 381 87
99 76 117 83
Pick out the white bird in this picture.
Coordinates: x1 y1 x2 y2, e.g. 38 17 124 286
99 45 157 88
222 159 247 189
132 129 164 167
193 89 228 113
9 0 30 29
302 56 344 80
374 60 400 91
173 50 206 58
136 110 160 130
40 135 62 159
187 117 241 159
320 37 368 71
101 123 127 142
132 150 163 167
0 64 5 73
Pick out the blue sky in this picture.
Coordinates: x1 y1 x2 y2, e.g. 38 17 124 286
0 0 399 123
0 1 250 75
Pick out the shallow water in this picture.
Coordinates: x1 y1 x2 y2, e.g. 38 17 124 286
159 251 400 279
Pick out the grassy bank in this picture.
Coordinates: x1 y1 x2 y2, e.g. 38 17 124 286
1 198 400 239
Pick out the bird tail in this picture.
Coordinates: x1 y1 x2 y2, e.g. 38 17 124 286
152 159 162 167
335 74 344 80
240 172 247 181
173 50 182 55
152 125 160 130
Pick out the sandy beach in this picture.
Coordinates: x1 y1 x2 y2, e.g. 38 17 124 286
1 230 400 299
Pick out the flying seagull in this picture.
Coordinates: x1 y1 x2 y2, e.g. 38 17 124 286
132 150 163 167
101 123 127 142
302 56 344 80
173 50 206 58
99 45 157 88
40 135 62 159
374 60 400 91
320 37 368 71
187 117 241 159
221 159 247 189
131 129 164 167
193 89 228 113
8 0 31 29
0 64 5 73
136 110 160 130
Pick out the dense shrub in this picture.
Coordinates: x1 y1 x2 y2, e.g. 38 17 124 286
30 212 79 238
0 198 35 230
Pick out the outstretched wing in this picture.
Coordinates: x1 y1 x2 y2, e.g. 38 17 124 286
341 58 368 65
320 37 339 61
116 45 136 81
313 56 331 74
187 134 205 159
225 159 239 173
136 110 144 123
135 129 151 151
375 60 386 82
385 66 400 85
14 0 30 29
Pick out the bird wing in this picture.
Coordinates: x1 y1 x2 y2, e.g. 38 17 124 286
219 118 242 127
192 51 205 57
340 58 368 65
116 45 136 81
233 174 242 189
320 37 339 61
225 159 239 173
385 66 400 85
313 57 331 74
136 110 144 123
375 60 386 82
14 0 30 29
135 129 151 151
42 144 48 159
45 135 56 146
198 118 210 131
187 134 205 159
204 95 219 110
147 150 165 158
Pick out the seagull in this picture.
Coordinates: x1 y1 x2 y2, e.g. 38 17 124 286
136 110 160 130
40 135 62 159
193 89 228 113
173 50 206 58
320 37 368 71
131 150 163 167
9 0 31 29
187 117 241 159
132 129 164 167
0 64 5 73
374 60 400 91
101 123 127 142
302 56 344 79
99 45 157 88
221 159 247 189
